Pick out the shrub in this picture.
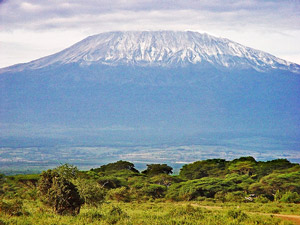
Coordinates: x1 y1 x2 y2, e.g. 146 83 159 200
38 169 84 215
255 195 270 203
150 174 182 187
79 209 103 221
54 163 79 180
142 184 167 198
280 191 300 203
224 191 246 202
0 199 26 216
73 178 106 206
167 204 204 218
13 174 40 186
226 209 248 221
166 177 241 201
97 176 123 189
107 187 129 202
105 205 129 224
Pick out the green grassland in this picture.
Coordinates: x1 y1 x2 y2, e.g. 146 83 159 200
0 157 300 224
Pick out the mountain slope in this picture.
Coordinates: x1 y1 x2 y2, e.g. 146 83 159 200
0 31 300 143
1 31 299 74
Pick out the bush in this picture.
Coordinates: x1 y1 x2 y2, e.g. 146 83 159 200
13 174 40 186
97 176 123 189
107 187 129 202
79 209 103 221
167 204 204 218
226 209 248 221
280 191 300 203
0 199 26 216
105 205 129 224
255 195 270 203
150 174 182 187
38 169 84 215
142 184 167 198
224 191 246 202
166 177 242 201
54 163 79 180
73 178 106 206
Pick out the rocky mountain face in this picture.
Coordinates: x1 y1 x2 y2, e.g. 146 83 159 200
1 31 300 142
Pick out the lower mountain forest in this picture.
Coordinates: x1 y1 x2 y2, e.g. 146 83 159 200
1 157 300 224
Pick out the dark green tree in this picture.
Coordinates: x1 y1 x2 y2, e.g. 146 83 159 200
179 159 227 180
91 160 139 174
256 159 296 178
142 164 173 176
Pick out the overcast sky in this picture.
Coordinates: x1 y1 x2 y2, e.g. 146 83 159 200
0 0 300 68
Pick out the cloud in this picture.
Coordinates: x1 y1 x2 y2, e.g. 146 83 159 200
1 0 299 32
0 0 300 67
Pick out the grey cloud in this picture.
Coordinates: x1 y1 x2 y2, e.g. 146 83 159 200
0 0 299 32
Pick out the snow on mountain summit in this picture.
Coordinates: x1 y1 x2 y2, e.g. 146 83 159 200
3 31 300 73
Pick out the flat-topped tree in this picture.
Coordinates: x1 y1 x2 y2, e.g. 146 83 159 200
179 159 227 180
91 160 139 174
142 164 173 176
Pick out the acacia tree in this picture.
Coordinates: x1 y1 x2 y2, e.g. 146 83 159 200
91 160 139 174
142 164 173 176
228 161 256 176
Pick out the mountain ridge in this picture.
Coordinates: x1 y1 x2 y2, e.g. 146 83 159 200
1 31 300 74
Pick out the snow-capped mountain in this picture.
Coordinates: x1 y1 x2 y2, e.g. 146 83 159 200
1 31 300 143
2 31 299 74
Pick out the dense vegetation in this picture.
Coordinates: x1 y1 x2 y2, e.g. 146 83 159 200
0 157 299 224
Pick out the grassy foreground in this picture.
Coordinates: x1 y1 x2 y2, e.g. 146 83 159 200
0 201 296 225
1 157 300 224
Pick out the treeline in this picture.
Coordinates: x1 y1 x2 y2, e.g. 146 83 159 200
1 156 300 215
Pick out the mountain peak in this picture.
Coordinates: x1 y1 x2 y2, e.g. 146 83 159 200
2 31 300 74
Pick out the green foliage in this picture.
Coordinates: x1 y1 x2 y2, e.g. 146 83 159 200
0 199 27 216
108 187 129 202
166 176 243 201
249 170 300 198
255 196 270 203
97 176 124 189
150 174 182 186
226 209 248 221
38 169 84 215
256 159 296 178
48 176 84 215
105 205 129 224
142 164 173 176
167 204 204 218
0 174 5 195
228 161 256 176
38 169 59 196
142 184 167 198
179 159 227 180
73 178 106 206
91 160 139 174
54 163 79 180
279 191 300 203
1 157 300 224
11 174 40 186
